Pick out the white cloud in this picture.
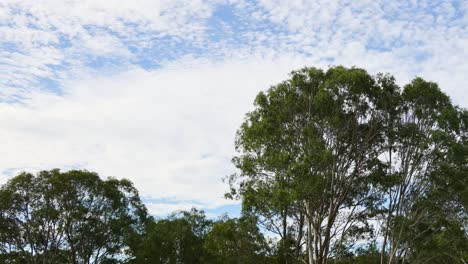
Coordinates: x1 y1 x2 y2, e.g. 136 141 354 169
0 55 316 209
248 0 468 105
0 0 467 214
0 0 217 99
146 202 201 218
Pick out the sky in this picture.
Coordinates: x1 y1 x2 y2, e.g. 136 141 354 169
1 0 467 217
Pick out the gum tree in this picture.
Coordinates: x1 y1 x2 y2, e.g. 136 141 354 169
0 169 148 264
230 66 392 264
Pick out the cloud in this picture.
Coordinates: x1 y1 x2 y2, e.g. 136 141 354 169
0 55 318 210
248 0 468 105
146 202 201 218
0 0 216 99
0 0 467 215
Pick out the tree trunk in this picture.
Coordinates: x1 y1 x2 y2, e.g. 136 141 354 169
295 212 304 259
305 201 315 264
282 207 288 264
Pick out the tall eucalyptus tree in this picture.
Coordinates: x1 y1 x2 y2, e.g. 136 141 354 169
231 66 467 264
230 66 391 264
379 79 467 263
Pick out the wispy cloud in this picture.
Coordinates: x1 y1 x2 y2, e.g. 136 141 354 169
0 0 467 215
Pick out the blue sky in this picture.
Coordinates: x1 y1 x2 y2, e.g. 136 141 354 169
1 0 467 217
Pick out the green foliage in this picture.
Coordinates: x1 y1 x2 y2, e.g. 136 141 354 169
0 169 148 264
229 66 467 264
130 210 271 264
129 208 211 264
377 75 467 263
230 66 393 263
203 216 271 264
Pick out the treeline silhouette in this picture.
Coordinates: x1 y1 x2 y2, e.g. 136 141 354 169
1 66 466 263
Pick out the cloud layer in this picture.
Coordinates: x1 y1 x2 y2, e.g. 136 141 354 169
1 0 467 216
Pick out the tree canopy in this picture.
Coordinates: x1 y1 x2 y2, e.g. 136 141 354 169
0 169 148 264
228 66 467 264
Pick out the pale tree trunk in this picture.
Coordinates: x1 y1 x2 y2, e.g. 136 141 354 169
381 143 393 264
305 201 315 264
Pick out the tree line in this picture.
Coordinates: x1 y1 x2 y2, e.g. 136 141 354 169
0 170 270 263
1 66 466 263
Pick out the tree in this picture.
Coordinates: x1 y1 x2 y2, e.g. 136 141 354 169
0 169 148 264
131 209 272 264
230 66 468 263
129 208 212 264
203 216 271 263
230 66 390 264
227 166 306 263
378 79 468 263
